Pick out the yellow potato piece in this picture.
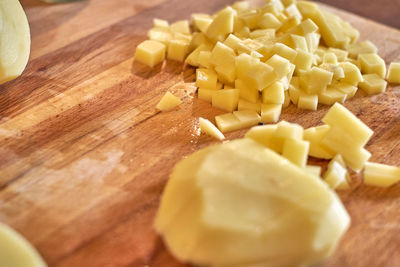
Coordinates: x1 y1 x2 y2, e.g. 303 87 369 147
358 74 387 95
199 117 225 140
135 40 166 67
238 98 261 114
303 125 335 159
206 6 236 42
323 154 350 190
261 103 282 123
170 20 191 35
298 94 318 110
258 13 282 30
339 61 363 86
0 0 31 84
262 82 284 104
274 120 304 140
347 40 377 59
0 223 47 267
282 138 310 167
233 110 261 129
198 88 214 103
300 67 333 94
196 68 218 89
364 162 400 188
153 18 169 29
358 53 386 78
155 138 350 267
156 92 182 111
215 113 242 133
386 62 400 84
318 86 347 106
198 51 213 68
245 124 283 153
304 165 322 177
148 28 172 45
235 79 260 103
167 39 190 62
212 89 240 112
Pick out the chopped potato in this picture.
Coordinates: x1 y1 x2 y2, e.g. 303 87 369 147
358 53 386 78
358 74 387 95
135 40 166 67
364 162 400 187
386 62 400 84
156 92 182 111
199 117 225 140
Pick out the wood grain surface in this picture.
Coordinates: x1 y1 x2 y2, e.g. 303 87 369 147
1 0 399 266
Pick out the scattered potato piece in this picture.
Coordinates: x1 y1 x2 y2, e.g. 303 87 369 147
304 165 322 177
347 40 378 59
134 40 166 67
323 155 350 190
156 92 182 111
261 104 282 123
199 117 225 140
168 40 190 62
303 125 335 159
386 62 400 84
196 68 218 89
233 110 261 129
364 162 400 187
274 120 303 140
212 89 240 112
262 82 285 104
358 74 387 95
197 88 214 103
238 98 261 113
282 138 310 167
358 53 386 78
298 94 318 110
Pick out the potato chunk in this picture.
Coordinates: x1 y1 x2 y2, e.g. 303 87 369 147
135 40 166 67
358 74 387 95
386 62 400 83
323 155 350 190
364 162 400 187
156 92 182 111
212 89 240 112
358 53 386 78
0 0 31 84
155 138 350 267
199 117 225 140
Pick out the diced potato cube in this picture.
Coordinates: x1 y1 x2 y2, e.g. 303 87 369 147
186 44 212 67
192 14 212 33
279 16 301 33
215 113 241 133
386 62 400 83
294 49 313 72
328 48 348 61
261 103 282 123
196 68 218 89
335 82 358 99
249 29 275 39
189 32 212 52
236 53 259 79
233 110 261 128
198 51 213 69
156 92 182 111
258 13 282 30
347 40 378 59
245 124 283 152
170 20 190 35
235 79 260 103
322 103 373 146
288 77 301 105
212 89 240 112
153 18 169 29
318 86 347 105
358 74 387 95
285 3 302 21
167 39 189 62
135 40 166 67
303 125 335 159
272 43 298 62
238 98 261 113
148 28 172 45
198 88 214 103
364 162 400 187
288 34 308 52
323 159 349 190
206 6 236 41
262 82 284 104
265 54 292 80
245 61 277 91
239 9 263 30
305 32 320 53
319 63 344 80
323 52 338 65
298 94 318 110
304 165 322 177
199 117 225 140
358 53 386 78
232 1 250 11
274 120 303 140
339 62 363 86
211 42 236 82
223 34 244 52
282 139 310 167
300 67 333 94
283 90 291 108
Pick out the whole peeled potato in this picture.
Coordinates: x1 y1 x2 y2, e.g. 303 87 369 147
0 0 31 85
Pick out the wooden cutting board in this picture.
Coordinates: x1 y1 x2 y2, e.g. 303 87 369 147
0 0 399 266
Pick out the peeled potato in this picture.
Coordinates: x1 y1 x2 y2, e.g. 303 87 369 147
0 223 47 267
0 0 31 84
155 138 350 267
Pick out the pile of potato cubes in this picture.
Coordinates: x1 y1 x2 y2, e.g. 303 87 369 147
135 0 400 135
